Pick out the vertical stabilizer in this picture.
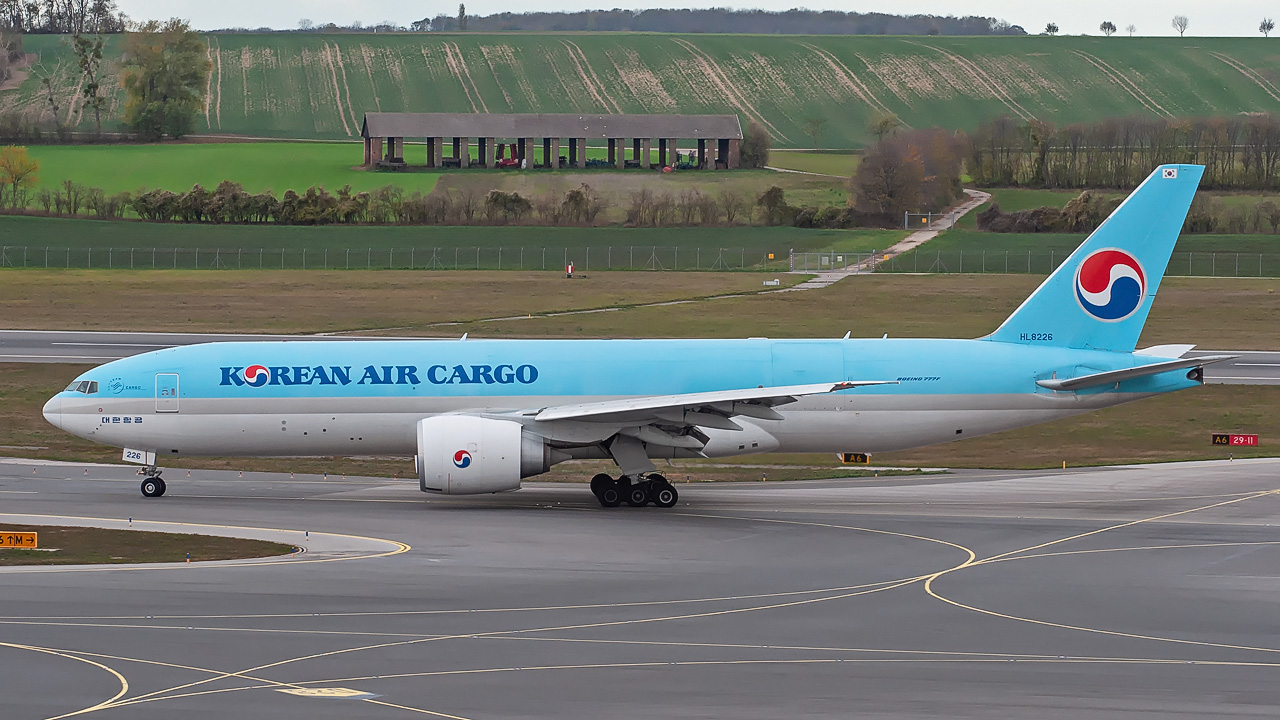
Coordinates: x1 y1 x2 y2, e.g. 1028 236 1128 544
984 164 1203 353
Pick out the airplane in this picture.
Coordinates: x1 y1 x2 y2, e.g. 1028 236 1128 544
43 164 1232 508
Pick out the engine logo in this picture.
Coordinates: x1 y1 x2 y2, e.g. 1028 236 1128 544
453 450 472 468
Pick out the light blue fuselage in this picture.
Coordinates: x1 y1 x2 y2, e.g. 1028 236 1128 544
43 337 1198 462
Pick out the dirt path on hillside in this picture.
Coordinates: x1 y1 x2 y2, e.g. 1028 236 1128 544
442 41 487 113
562 40 623 113
1208 51 1280 103
0 53 35 92
799 42 895 118
1071 50 1172 118
670 38 787 141
912 42 1036 122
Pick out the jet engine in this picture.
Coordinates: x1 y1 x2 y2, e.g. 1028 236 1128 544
416 416 566 495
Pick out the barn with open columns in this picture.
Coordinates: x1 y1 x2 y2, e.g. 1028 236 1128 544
360 113 744 170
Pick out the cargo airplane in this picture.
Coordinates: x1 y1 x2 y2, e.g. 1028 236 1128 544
43 165 1231 508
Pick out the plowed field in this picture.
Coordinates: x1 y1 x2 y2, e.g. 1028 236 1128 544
8 34 1280 147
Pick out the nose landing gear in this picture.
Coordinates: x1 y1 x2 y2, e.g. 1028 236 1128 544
138 466 166 497
591 473 677 509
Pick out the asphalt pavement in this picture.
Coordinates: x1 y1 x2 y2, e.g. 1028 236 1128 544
3 457 1280 718
3 330 1277 385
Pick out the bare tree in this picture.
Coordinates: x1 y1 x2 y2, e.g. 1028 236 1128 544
298 18 313 30
868 113 902 143
1126 24 1136 36
718 190 747 225
71 33 107 135
1261 18 1275 37
802 117 826 149
1044 22 1059 35
1172 15 1189 37
1100 21 1116 36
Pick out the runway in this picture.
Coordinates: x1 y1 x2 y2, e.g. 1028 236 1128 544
3 457 1280 718
3 330 1278 384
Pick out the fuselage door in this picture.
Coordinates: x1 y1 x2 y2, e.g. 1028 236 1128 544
155 373 180 413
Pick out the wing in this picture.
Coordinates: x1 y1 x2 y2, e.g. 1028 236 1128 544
1036 355 1235 391
534 381 895 444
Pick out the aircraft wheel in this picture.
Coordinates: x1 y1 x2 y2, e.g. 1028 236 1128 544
590 473 613 497
593 474 623 508
651 481 678 509
141 477 166 498
625 482 650 507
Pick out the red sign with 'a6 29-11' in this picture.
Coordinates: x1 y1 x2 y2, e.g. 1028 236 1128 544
1213 434 1259 446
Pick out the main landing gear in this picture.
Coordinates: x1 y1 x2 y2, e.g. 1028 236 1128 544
138 466 167 498
590 473 678 509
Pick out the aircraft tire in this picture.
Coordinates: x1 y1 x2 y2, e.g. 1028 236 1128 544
141 477 166 498
625 483 650 507
651 481 678 508
593 474 623 508
590 473 612 497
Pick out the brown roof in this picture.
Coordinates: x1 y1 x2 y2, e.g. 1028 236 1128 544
361 113 743 140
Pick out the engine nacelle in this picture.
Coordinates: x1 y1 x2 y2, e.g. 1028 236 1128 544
416 416 562 495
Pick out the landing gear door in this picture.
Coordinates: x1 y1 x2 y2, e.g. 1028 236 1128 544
155 373 180 413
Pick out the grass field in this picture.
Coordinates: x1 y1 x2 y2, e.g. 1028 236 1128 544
768 151 858 176
11 34 1280 147
3 272 1276 476
0 216 903 270
0 523 294 565
956 189 1280 230
24 142 441 195
3 271 1275 344
883 229 1280 276
0 269 806 332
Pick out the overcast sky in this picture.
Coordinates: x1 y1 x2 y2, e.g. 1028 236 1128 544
115 0 1273 36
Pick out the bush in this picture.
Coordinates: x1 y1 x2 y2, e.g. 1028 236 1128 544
739 121 772 169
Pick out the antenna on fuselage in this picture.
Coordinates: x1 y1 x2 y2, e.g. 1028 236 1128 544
842 331 851 340
460 333 468 341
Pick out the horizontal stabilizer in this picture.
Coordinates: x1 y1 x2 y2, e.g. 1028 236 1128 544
535 380 896 424
1036 355 1235 392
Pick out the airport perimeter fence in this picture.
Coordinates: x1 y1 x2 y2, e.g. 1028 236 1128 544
0 246 788 272
4 245 1279 277
868 249 1280 278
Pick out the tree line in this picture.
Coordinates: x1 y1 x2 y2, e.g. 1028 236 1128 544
2 173 884 229
978 190 1280 235
969 114 1280 190
0 0 126 34
413 9 1024 35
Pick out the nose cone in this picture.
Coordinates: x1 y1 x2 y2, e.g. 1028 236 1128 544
42 396 62 429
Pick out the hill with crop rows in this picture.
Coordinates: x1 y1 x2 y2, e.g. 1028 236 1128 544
7 33 1280 147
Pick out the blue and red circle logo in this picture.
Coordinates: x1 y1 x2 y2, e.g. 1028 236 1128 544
453 450 472 468
1074 249 1146 322
244 364 271 388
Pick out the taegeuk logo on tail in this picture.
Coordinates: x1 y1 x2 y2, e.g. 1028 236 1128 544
1074 249 1146 322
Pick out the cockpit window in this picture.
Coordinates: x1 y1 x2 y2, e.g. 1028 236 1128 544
65 381 97 394
65 381 81 392
86 381 98 394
